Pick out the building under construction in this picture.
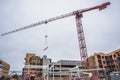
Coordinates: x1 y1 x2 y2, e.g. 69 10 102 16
87 48 120 76
23 53 85 80
23 53 82 80
22 53 107 80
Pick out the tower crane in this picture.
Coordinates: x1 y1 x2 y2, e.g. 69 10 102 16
1 2 110 68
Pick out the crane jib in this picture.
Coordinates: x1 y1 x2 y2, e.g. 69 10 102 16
1 2 110 36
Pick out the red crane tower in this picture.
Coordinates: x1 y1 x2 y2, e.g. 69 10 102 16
1 2 110 68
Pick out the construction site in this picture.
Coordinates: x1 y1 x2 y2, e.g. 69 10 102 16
0 1 120 80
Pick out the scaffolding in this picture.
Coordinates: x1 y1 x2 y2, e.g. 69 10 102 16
44 64 106 80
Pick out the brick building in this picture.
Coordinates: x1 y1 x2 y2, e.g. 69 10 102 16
23 53 51 80
87 48 120 76
23 53 41 80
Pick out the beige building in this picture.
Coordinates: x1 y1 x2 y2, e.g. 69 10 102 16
25 53 42 65
0 59 10 78
87 48 120 76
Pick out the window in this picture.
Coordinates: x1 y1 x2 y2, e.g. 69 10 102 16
114 54 116 58
104 66 106 68
118 53 120 56
103 61 105 64
116 65 119 69
102 56 104 59
97 55 101 60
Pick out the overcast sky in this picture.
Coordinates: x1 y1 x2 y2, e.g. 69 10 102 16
0 0 120 72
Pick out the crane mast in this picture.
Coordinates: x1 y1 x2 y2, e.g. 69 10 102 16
1 2 110 68
75 13 88 68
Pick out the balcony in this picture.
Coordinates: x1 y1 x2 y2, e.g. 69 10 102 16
98 60 102 67
106 61 111 66
117 57 120 63
107 63 111 66
99 65 103 68
97 55 101 60
106 56 113 61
